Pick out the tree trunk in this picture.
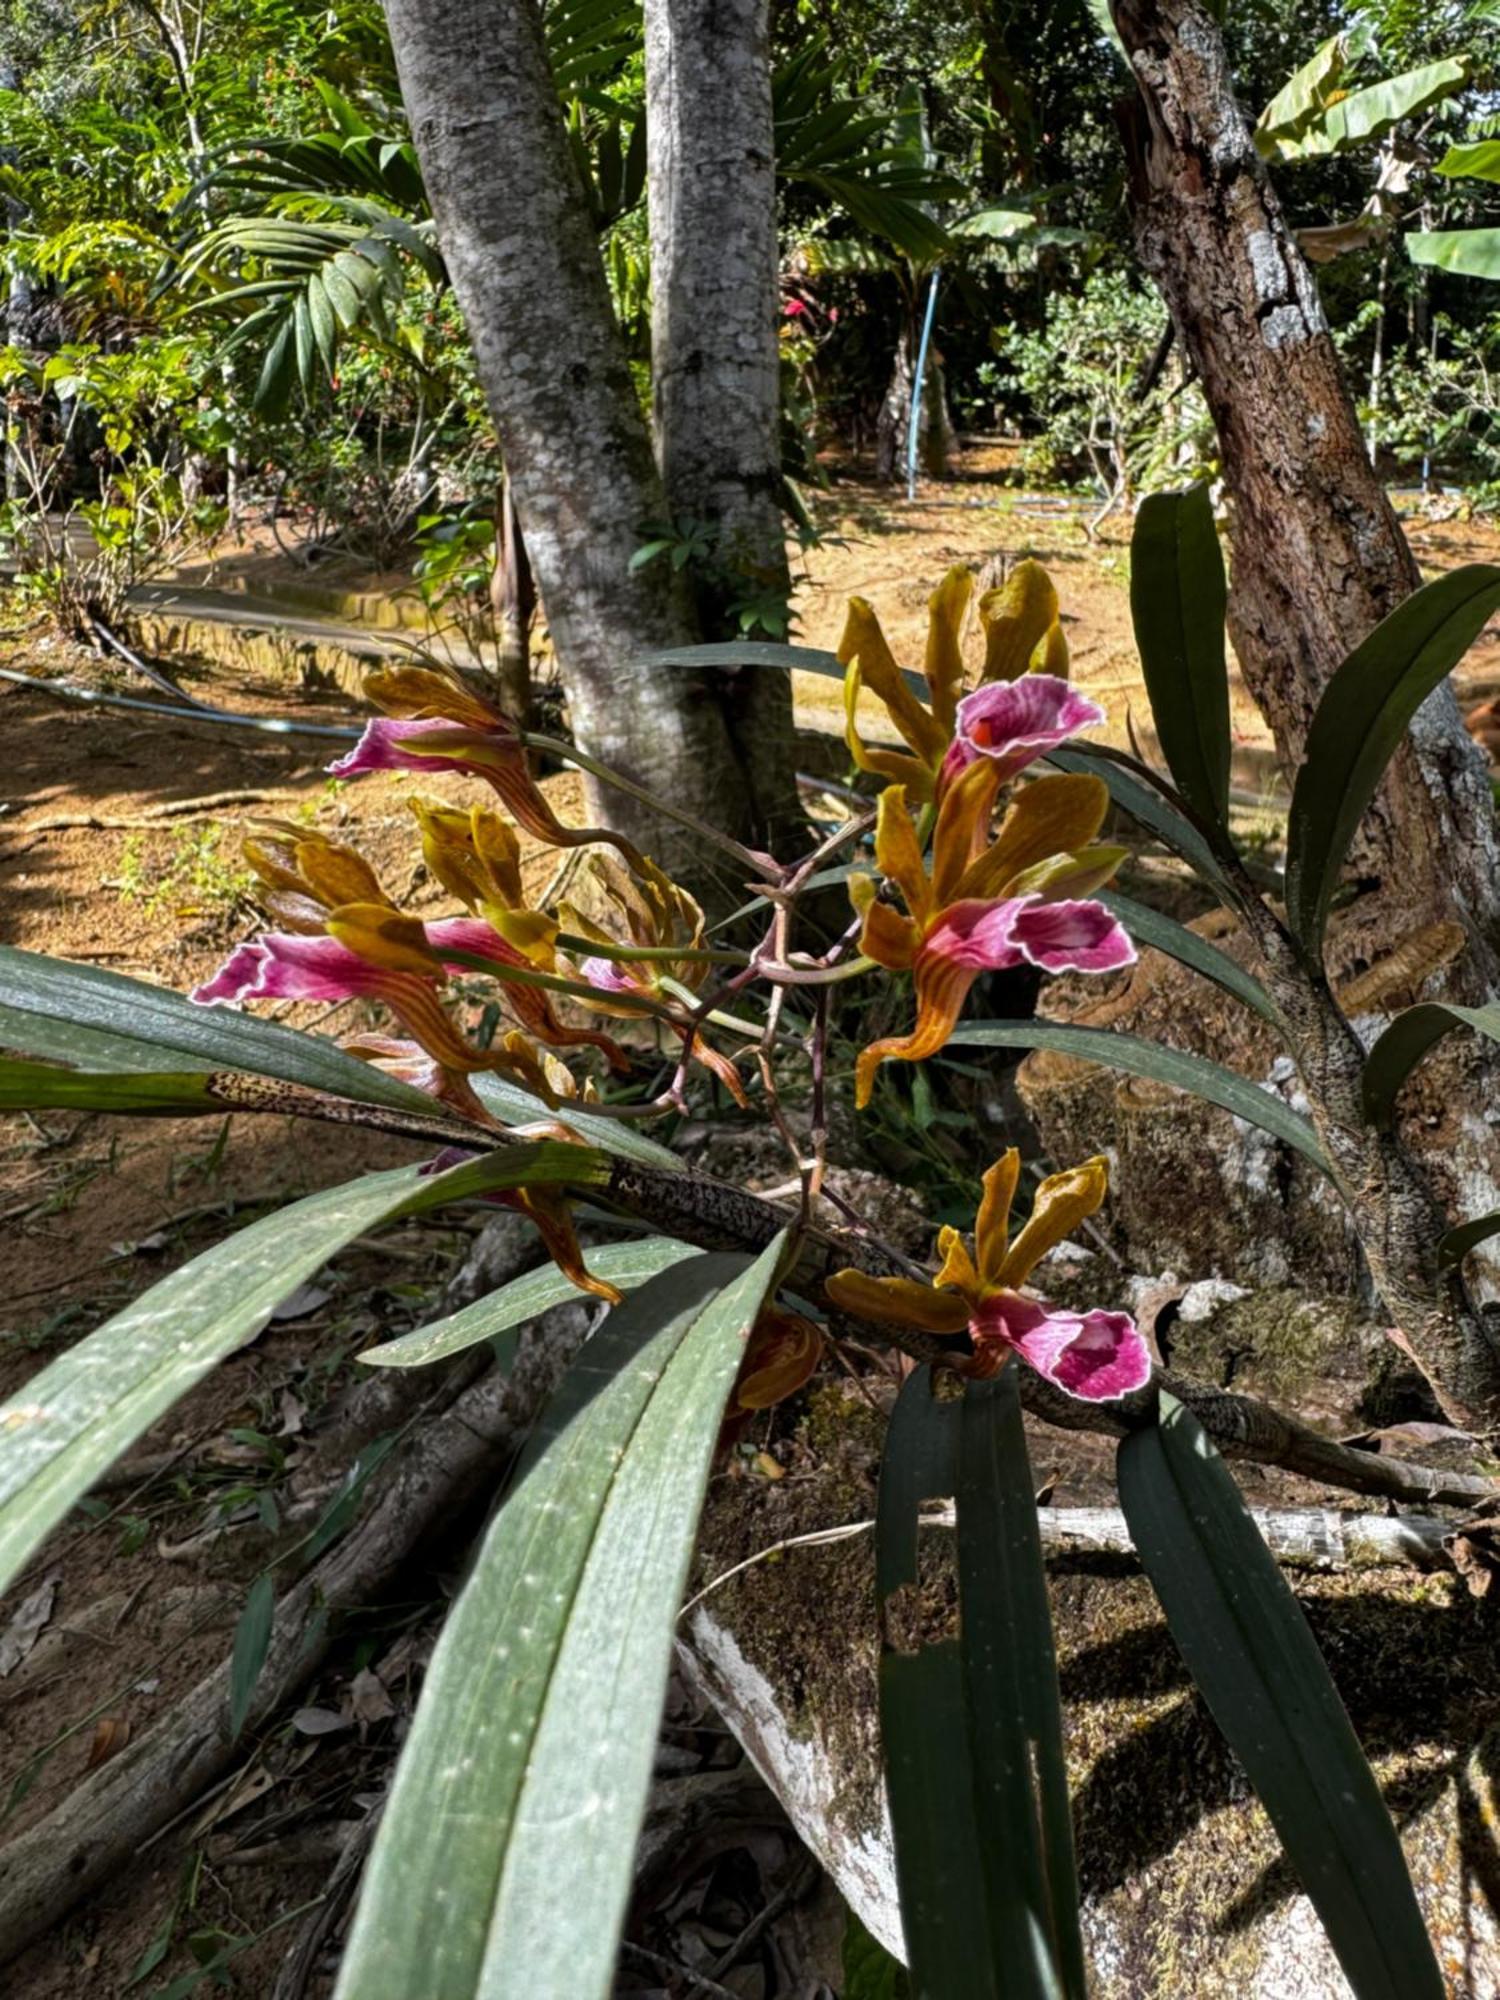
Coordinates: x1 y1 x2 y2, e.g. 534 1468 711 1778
644 0 803 859
381 0 795 898
1112 0 1500 966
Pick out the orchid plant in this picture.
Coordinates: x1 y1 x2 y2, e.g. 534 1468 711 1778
191 561 1146 1401
1 502 1481 1999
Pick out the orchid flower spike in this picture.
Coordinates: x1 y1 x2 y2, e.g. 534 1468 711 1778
826 1151 1151 1402
840 560 1076 803
329 660 644 868
851 765 1134 1107
560 854 749 1106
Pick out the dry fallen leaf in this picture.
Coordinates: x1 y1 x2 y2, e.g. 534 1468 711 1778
85 1716 131 1770
0 1570 59 1678
349 1668 396 1725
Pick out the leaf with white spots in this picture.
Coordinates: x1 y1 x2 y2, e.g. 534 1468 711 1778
335 1241 786 2000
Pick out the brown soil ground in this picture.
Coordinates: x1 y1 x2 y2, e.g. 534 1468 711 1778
2 447 1499 1995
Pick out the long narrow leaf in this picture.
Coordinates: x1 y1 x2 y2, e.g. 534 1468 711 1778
335 1242 786 2000
0 1147 597 1594
1361 999 1500 1128
1129 486 1230 828
0 1060 224 1115
1406 229 1500 280
1095 893 1279 1023
1284 566 1500 954
358 1236 699 1367
958 1371 1084 1998
0 946 438 1114
876 1369 992 2000
1118 1393 1444 2000
948 1020 1330 1173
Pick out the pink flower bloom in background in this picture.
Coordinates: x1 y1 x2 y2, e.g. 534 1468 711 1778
942 675 1106 786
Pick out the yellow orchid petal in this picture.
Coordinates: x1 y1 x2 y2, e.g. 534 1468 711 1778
295 836 386 912
243 831 308 897
954 772 1109 902
979 560 1062 682
1007 843 1128 901
925 566 973 733
365 663 499 730
409 798 484 908
839 597 948 766
471 806 526 907
858 895 920 971
386 979 486 1074
930 759 1001 908
845 661 938 796
973 1151 1022 1288
998 1154 1110 1286
486 905 559 968
824 1268 970 1336
933 1224 981 1298
327 903 445 978
1037 619 1070 679
874 786 932 924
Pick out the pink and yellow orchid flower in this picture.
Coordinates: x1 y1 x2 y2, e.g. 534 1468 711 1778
826 1151 1151 1402
841 560 1077 803
329 661 643 866
851 766 1134 1107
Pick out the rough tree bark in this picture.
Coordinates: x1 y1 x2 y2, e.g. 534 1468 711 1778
1112 0 1500 966
644 0 803 856
382 0 802 895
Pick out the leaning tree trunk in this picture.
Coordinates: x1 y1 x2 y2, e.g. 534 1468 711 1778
382 0 798 898
644 0 803 858
1112 0 1500 971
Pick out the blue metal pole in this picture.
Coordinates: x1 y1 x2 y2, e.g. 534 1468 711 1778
905 271 941 501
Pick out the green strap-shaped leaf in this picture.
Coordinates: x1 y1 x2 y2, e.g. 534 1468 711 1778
0 949 678 1169
0 1060 223 1116
1439 1211 1500 1267
948 1021 1330 1174
358 1235 699 1367
876 1369 1079 2000
958 1371 1085 1999
876 1369 992 2000
1284 565 1500 955
1118 1393 1444 2000
0 1146 598 1596
1362 999 1500 1128
0 945 437 1114
1129 486 1230 828
470 1071 683 1171
334 1242 786 2000
1096 892 1279 1023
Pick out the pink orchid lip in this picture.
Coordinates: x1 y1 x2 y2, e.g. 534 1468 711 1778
971 1292 1152 1402
326 716 515 782
920 895 1135 978
946 674 1107 784
191 933 396 1007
